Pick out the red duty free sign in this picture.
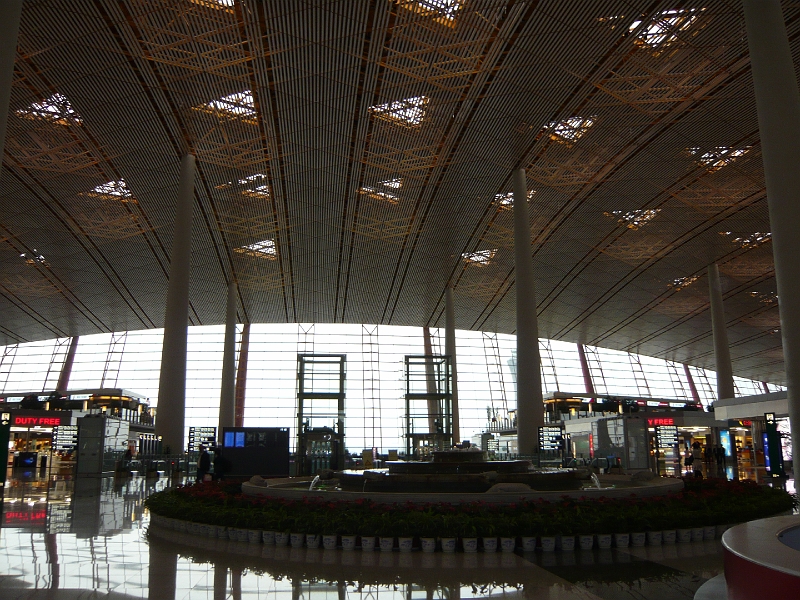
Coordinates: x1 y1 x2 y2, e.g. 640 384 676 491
10 410 68 428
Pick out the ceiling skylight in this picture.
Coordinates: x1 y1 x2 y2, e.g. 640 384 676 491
544 116 595 144
667 275 698 291
630 9 702 49
370 96 428 126
195 90 257 121
688 146 750 172
20 249 48 267
462 249 497 266
359 186 399 204
412 0 461 19
604 209 660 230
380 178 402 189
749 291 778 304
234 239 277 259
494 189 536 208
216 173 270 197
84 179 136 203
190 0 236 8
16 93 82 125
720 231 771 249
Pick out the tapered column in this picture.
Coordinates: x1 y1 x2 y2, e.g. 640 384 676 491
0 0 22 176
577 344 595 396
56 337 79 393
234 323 251 427
744 0 800 475
422 326 439 432
218 280 237 433
708 264 735 401
155 154 196 454
513 168 543 455
445 286 460 444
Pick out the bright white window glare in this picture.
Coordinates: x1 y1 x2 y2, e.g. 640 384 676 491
16 93 82 125
749 291 778 304
380 178 402 189
494 189 535 208
235 238 277 259
630 8 702 48
544 116 595 143
216 173 270 197
370 96 428 126
195 90 256 120
411 0 461 19
604 208 660 230
85 179 135 202
688 146 750 172
462 249 496 266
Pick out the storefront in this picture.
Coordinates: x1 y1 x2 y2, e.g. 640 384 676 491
4 410 74 475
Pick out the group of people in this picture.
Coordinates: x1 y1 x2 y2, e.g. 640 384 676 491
196 445 226 482
684 440 727 477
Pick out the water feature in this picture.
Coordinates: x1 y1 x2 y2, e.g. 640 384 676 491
308 474 320 491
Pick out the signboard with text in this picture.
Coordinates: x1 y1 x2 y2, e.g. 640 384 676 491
538 426 563 453
10 410 70 428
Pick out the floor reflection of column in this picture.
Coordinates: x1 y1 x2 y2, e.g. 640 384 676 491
44 532 59 590
292 579 302 600
337 582 346 600
214 562 227 600
231 568 242 600
148 542 177 600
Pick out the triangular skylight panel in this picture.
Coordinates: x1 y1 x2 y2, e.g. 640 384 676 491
462 249 496 266
370 96 428 126
216 173 270 197
17 93 82 125
235 239 277 259
603 209 660 230
84 179 135 203
195 90 257 122
630 9 702 49
688 146 750 172
544 116 595 144
410 0 461 19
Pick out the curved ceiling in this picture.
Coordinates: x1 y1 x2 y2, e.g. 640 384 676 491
0 0 789 383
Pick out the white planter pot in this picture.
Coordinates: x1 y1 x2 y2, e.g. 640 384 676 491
305 534 320 549
196 524 208 537
275 532 289 546
440 537 457 553
703 525 716 541
237 529 249 543
541 536 557 552
290 533 305 548
500 537 516 552
206 524 217 538
691 528 704 542
614 533 630 548
482 537 498 553
631 532 646 547
379 537 394 552
227 527 240 541
323 535 338 550
578 535 594 550
596 534 612 549
360 536 376 551
263 531 276 545
341 535 356 550
398 537 413 552
677 528 692 543
662 530 676 544
521 536 536 551
176 520 188 533
462 537 478 553
421 537 436 553
559 535 575 552
248 530 261 543
216 526 228 539
647 531 662 546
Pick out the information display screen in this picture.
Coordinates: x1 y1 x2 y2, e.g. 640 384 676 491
655 425 678 449
538 426 563 452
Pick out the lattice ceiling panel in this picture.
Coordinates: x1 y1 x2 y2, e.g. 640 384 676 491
0 0 793 382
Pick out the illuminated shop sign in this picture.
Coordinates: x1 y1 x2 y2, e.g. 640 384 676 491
3 510 47 524
647 417 674 426
14 416 62 426
11 410 68 428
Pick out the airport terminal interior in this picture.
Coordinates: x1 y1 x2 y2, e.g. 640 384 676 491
2 0 800 598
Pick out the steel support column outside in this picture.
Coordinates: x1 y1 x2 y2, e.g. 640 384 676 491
513 168 544 454
218 280 237 433
155 154 195 454
422 325 440 432
234 323 251 428
577 344 595 397
683 363 702 405
708 263 735 401
56 337 79 393
744 0 800 475
0 0 22 180
445 286 460 444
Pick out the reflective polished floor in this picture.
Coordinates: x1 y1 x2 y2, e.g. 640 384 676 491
0 474 725 600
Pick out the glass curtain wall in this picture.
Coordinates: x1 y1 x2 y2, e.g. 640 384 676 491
0 324 783 453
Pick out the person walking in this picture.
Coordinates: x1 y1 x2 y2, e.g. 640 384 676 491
691 441 704 478
196 445 211 482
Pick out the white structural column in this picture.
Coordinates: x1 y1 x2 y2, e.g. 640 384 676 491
445 286 460 444
708 263 735 401
513 168 544 455
744 0 800 475
218 280 237 433
155 154 196 454
0 0 23 173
